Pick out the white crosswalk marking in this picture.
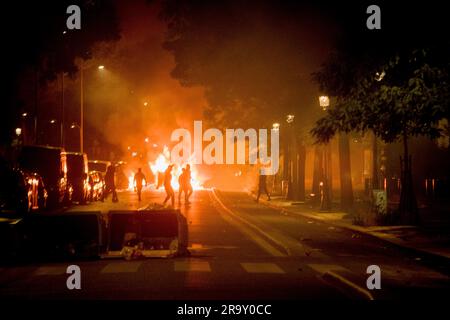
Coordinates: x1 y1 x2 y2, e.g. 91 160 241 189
307 264 349 274
34 266 67 276
174 261 211 272
240 263 285 274
101 261 142 274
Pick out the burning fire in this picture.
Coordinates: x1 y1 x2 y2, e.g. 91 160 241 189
149 146 202 191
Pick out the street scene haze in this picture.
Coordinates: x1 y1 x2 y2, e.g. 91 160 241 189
0 0 449 304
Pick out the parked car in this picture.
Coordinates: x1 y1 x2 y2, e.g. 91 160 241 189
18 145 71 208
0 163 47 214
88 170 105 202
88 160 111 175
65 152 89 204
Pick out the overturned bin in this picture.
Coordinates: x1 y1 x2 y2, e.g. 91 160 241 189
107 209 188 258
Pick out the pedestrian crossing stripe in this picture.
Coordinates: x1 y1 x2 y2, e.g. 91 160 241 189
28 261 296 276
174 261 211 272
240 263 285 274
100 261 142 273
34 266 67 276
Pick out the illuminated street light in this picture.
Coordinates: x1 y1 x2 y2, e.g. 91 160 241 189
22 112 28 117
286 114 295 124
80 63 106 153
50 119 56 124
144 137 150 143
272 123 280 131
143 101 149 107
375 70 386 82
70 122 80 129
319 95 330 111
318 95 331 211
15 128 22 136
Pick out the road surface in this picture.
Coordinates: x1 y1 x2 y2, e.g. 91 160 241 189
0 188 448 300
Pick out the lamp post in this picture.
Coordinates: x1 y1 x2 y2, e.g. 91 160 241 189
285 114 295 200
80 64 105 153
319 96 332 211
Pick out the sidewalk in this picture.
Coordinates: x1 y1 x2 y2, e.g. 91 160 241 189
258 196 450 261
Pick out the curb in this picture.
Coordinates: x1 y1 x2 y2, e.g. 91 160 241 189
322 271 375 300
259 198 450 266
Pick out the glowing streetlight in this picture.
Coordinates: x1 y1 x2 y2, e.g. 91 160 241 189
272 123 280 131
143 101 149 107
375 70 385 82
286 114 295 124
22 112 28 117
318 95 331 210
319 96 330 111
50 119 56 124
144 137 150 143
15 128 22 136
80 63 106 153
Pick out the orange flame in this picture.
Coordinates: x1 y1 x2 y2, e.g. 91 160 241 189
149 146 203 190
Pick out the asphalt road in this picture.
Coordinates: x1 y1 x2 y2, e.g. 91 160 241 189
0 188 448 300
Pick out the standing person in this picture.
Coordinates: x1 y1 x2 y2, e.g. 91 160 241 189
133 168 147 201
256 172 270 202
185 164 193 203
178 168 187 204
105 165 119 203
163 164 175 207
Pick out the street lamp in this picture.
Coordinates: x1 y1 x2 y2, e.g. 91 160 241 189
319 95 330 111
15 128 22 136
143 101 149 107
80 63 105 153
272 123 280 131
318 96 331 211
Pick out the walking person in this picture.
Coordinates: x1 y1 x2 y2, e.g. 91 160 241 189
178 168 187 204
105 165 119 203
185 164 193 203
256 172 270 203
133 168 147 201
163 164 175 207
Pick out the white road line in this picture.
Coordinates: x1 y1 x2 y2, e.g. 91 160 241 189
209 189 287 257
174 261 211 272
100 261 142 273
241 263 285 274
34 266 67 276
307 264 350 274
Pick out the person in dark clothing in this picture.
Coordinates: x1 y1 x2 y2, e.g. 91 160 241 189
256 172 270 202
163 164 175 207
178 168 187 204
185 164 193 203
133 168 147 201
104 165 118 202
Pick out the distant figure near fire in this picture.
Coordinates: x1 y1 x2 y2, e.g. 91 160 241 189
178 167 187 204
163 164 175 207
185 164 193 203
255 172 270 203
105 165 118 203
134 168 146 201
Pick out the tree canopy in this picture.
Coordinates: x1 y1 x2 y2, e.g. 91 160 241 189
311 48 450 145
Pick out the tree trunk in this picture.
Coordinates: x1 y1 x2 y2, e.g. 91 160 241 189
312 145 323 205
372 134 379 189
339 133 354 210
399 133 419 224
297 142 306 201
